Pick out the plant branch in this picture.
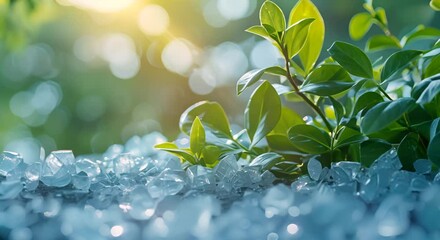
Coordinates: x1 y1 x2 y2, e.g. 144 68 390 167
378 85 393 101
281 48 334 132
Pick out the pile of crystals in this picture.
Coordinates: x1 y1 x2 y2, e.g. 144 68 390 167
1 132 440 240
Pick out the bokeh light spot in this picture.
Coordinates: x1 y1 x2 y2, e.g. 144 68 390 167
138 5 170 36
161 39 194 75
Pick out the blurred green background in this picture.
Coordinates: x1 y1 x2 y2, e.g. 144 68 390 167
0 0 438 161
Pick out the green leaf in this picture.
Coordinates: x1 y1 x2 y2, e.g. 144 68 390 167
429 133 440 166
265 66 287 76
328 41 373 78
260 0 285 34
271 84 292 95
402 26 440 46
431 0 440 11
349 13 373 40
374 7 388 26
155 142 197 165
361 98 416 134
245 25 271 39
366 35 401 52
190 117 205 157
352 91 384 116
266 134 303 154
249 152 283 171
288 124 331 154
381 50 422 82
284 18 315 58
359 139 392 167
335 127 368 148
424 55 440 78
398 132 426 170
245 81 281 147
430 118 440 141
237 68 266 95
289 0 325 74
329 96 345 123
271 107 304 135
301 64 353 96
416 80 440 105
202 145 221 167
180 101 232 138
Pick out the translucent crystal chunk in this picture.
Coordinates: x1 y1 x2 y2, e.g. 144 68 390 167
112 154 147 175
72 171 91 191
0 151 23 176
413 159 431 174
0 180 23 200
147 169 187 198
40 150 76 187
214 155 239 181
307 158 322 181
75 158 101 178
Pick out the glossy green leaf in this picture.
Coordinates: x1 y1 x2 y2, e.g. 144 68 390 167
266 134 303 154
260 1 285 34
429 133 440 166
265 66 287 76
190 117 205 156
349 13 372 40
249 152 283 171
272 84 292 95
359 139 392 167
381 50 422 82
361 98 416 134
180 101 232 138
202 145 221 167
285 18 315 58
329 96 345 123
245 25 271 39
155 142 197 165
271 107 304 135
402 26 440 46
430 118 440 141
353 91 384 116
417 80 440 105
289 0 325 74
398 132 426 170
245 81 281 147
335 127 368 148
366 35 401 52
328 41 373 78
301 64 353 96
288 124 331 154
237 68 266 95
425 55 440 78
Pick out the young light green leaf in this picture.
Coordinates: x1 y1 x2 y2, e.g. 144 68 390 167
398 132 426 170
246 25 271 39
416 79 440 105
349 13 373 40
328 41 373 78
288 124 331 154
180 101 232 138
301 64 353 96
265 66 287 76
249 152 283 171
284 18 315 58
431 0 440 11
190 117 205 157
245 81 281 147
271 107 305 135
289 0 325 74
260 0 285 34
155 142 197 165
381 50 422 82
374 7 388 26
202 145 221 167
360 98 416 134
237 68 266 95
366 35 401 52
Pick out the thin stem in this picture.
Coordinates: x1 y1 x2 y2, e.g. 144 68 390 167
281 48 334 132
378 85 393 101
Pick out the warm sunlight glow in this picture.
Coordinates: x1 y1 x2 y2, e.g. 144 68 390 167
138 5 170 36
62 0 135 13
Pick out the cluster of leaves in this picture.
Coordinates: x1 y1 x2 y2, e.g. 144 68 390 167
156 0 440 179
